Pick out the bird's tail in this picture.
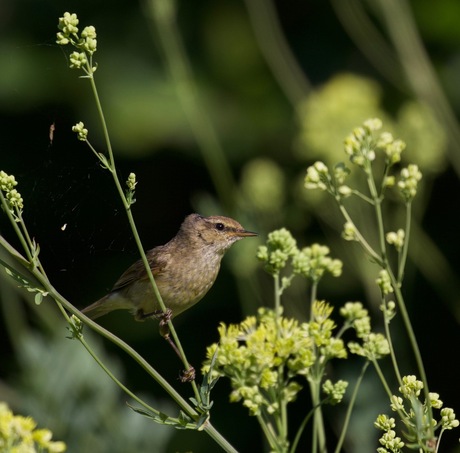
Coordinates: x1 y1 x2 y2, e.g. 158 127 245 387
81 293 131 320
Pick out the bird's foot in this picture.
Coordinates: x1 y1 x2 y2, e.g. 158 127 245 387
137 308 172 325
179 366 196 383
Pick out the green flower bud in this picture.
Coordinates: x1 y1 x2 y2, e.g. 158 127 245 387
69 51 87 69
72 122 88 141
374 414 396 431
338 185 352 197
126 172 137 191
57 12 79 37
0 171 18 192
399 375 423 398
428 392 443 409
292 243 342 282
376 270 393 295
378 430 404 451
398 164 422 201
304 161 331 191
342 221 358 242
333 162 351 185
440 407 459 429
386 229 405 252
363 118 382 132
323 379 348 405
348 332 390 360
6 189 24 209
257 228 298 275
390 395 404 412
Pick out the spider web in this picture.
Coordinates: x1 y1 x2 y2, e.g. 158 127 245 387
11 120 138 296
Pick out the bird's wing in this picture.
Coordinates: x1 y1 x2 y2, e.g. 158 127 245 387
111 246 170 291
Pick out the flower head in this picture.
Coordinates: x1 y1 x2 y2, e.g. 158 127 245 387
72 122 88 141
304 161 332 192
398 164 422 201
292 243 342 282
257 228 298 275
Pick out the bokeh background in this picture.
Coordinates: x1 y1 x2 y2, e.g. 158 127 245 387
1 0 459 452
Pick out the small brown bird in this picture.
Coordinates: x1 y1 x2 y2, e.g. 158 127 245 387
81 213 257 322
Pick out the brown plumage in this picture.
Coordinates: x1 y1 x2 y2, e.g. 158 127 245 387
81 213 257 321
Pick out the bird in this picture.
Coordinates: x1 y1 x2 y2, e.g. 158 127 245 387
81 213 257 322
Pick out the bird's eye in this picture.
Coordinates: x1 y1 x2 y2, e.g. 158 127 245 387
215 223 225 231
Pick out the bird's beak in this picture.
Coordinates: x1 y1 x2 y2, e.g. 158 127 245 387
234 229 258 238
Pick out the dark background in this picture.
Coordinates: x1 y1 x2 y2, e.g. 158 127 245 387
1 0 459 452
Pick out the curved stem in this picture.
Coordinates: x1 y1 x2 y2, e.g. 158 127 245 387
86 69 200 403
337 202 383 265
290 404 317 453
333 360 369 453
397 201 411 283
381 297 402 386
389 272 432 426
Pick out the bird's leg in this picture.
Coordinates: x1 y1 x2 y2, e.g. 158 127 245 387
148 309 196 382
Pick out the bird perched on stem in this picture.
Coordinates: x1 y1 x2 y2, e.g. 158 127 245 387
82 213 257 323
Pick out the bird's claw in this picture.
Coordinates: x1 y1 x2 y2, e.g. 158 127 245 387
138 308 172 325
179 366 196 383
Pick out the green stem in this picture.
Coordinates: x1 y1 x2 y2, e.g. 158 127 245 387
309 281 318 321
388 272 433 426
257 413 281 452
0 192 34 265
333 360 369 453
86 67 200 403
273 274 288 449
382 297 402 386
371 359 407 423
397 201 411 283
290 404 316 453
57 304 161 417
274 273 281 315
371 359 393 401
309 380 327 453
365 164 387 263
337 202 383 266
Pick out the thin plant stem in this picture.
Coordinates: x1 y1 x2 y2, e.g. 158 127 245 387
290 404 316 453
0 192 34 265
371 359 407 424
307 280 326 453
309 281 318 321
381 297 402 386
337 202 383 265
398 201 411 283
389 273 433 426
366 168 388 263
85 65 200 402
372 359 393 401
309 381 326 453
57 304 163 418
257 413 280 452
333 360 370 453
